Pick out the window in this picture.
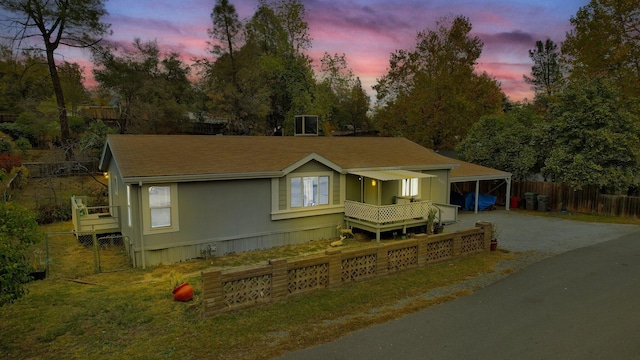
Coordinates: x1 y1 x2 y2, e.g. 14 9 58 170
149 185 172 228
142 183 179 234
290 175 329 208
401 178 419 197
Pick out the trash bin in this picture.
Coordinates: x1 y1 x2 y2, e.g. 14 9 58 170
525 192 538 210
510 196 520 209
537 195 549 212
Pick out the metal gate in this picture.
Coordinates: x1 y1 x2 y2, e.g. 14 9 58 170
75 231 133 273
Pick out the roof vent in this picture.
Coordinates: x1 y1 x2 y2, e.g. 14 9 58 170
294 115 318 136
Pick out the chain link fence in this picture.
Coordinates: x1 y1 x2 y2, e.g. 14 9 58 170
41 231 132 279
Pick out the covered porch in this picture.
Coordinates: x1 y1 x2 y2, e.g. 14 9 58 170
343 170 458 241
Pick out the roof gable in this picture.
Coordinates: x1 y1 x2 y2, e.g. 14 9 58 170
101 135 459 182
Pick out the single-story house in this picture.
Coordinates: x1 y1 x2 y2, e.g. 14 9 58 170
77 134 501 268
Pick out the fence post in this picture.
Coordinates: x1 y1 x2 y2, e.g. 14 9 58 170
326 248 342 287
202 269 224 316
269 259 288 302
475 221 493 251
92 229 100 274
376 245 389 278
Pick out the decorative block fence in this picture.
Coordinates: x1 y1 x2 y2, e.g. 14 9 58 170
202 221 493 317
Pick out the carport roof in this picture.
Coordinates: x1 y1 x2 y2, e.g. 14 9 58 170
450 159 511 182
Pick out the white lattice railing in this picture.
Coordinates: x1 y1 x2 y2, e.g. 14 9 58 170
344 200 434 223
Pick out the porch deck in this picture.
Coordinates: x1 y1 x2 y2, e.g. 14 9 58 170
344 200 458 241
71 195 121 235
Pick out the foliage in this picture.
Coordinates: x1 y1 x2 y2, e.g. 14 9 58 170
562 0 640 98
541 77 640 192
315 53 370 132
15 137 31 155
92 39 193 134
202 0 316 135
524 39 565 100
456 104 541 180
373 15 503 150
0 47 52 115
0 138 12 154
0 203 44 306
1 0 111 158
35 202 72 224
78 120 116 161
0 153 22 173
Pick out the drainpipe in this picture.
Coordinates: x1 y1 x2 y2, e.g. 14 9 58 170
138 181 146 269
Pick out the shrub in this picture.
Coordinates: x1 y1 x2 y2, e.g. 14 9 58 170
0 153 22 173
15 138 32 156
0 203 44 306
0 138 12 155
35 202 72 224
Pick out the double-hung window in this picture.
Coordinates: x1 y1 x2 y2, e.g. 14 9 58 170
401 178 419 197
149 185 172 228
143 184 179 234
290 175 329 208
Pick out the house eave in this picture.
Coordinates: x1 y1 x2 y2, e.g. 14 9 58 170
122 171 284 185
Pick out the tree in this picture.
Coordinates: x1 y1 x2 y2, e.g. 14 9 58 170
0 203 44 307
92 39 193 134
242 0 315 134
208 0 244 123
524 39 565 99
456 104 541 180
562 0 640 97
542 77 640 192
0 47 52 115
374 16 503 150
1 0 111 159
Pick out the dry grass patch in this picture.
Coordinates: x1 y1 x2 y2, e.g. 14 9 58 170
1 227 514 360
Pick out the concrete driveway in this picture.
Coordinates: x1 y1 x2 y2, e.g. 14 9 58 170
278 211 640 359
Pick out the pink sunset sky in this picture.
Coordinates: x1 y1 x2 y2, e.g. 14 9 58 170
61 0 587 102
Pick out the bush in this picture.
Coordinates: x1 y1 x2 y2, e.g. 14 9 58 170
0 153 22 173
0 138 12 155
35 202 72 224
0 203 44 306
15 138 32 155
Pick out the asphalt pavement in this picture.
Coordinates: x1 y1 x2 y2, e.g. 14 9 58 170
278 210 640 360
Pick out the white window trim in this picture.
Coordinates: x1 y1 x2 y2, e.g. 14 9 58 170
141 183 180 235
126 185 132 228
271 172 341 220
400 178 420 198
287 172 333 210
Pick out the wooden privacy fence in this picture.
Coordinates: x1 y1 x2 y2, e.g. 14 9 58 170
510 181 640 218
202 222 493 317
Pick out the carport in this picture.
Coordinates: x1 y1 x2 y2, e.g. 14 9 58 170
450 160 512 213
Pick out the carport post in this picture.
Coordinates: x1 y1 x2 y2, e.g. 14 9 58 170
474 180 480 214
505 176 512 211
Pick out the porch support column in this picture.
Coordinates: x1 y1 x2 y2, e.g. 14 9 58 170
505 176 512 211
474 179 480 214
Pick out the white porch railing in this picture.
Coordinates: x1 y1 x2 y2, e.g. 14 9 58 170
344 200 434 224
71 195 121 234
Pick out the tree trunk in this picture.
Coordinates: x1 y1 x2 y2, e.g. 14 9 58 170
45 47 74 160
